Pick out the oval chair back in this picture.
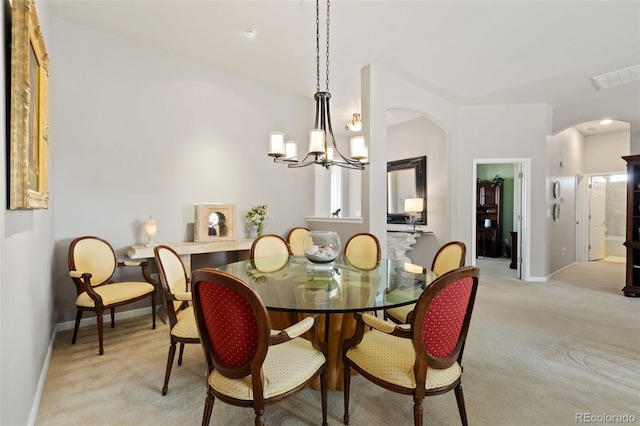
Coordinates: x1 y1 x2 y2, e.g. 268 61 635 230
286 227 310 256
344 233 381 270
154 244 199 395
250 234 292 272
431 241 466 276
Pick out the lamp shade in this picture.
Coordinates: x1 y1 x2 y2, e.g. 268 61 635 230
350 136 366 160
309 129 325 155
404 198 424 213
144 216 158 247
285 141 298 159
269 132 286 157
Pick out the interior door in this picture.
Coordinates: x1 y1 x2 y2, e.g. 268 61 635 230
515 163 524 278
589 176 606 260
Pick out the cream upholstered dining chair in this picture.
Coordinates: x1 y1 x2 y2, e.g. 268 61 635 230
191 268 328 426
250 234 292 273
68 236 156 355
154 245 200 395
386 241 466 324
285 226 310 256
343 233 381 270
343 266 480 426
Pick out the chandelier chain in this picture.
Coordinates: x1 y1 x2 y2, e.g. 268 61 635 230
315 0 320 93
325 0 330 91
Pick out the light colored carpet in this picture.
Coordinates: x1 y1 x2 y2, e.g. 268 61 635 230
36 259 640 425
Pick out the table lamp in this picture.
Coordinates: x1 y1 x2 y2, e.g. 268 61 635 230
404 198 424 231
144 216 158 247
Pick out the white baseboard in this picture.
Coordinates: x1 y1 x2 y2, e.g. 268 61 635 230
29 307 158 425
27 328 56 426
56 306 155 332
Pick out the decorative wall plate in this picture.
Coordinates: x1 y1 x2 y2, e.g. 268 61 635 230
553 181 561 200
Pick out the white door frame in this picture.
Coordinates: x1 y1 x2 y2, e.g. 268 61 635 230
577 172 627 261
472 158 532 281
575 173 588 262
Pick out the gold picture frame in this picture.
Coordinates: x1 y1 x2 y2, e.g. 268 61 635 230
194 204 236 242
9 0 49 209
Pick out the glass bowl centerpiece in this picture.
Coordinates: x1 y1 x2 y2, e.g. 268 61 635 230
303 231 341 263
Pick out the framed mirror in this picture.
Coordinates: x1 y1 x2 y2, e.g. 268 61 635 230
387 156 426 225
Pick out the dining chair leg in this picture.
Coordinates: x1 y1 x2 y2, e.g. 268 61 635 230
413 396 424 426
96 310 104 355
343 364 351 425
454 383 468 426
321 368 328 426
178 342 185 366
162 340 177 396
201 388 214 426
254 409 265 426
71 310 82 344
110 307 116 328
150 292 157 329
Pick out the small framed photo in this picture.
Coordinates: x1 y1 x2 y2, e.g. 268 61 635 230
194 204 236 242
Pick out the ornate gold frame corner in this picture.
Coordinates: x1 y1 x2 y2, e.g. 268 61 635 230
9 0 50 209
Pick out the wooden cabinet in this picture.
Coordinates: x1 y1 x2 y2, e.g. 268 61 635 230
476 181 502 258
622 155 640 297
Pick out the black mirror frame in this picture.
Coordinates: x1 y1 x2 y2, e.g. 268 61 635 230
386 156 427 225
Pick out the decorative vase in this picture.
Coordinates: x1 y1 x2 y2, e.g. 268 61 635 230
248 226 258 239
303 231 341 263
257 223 263 237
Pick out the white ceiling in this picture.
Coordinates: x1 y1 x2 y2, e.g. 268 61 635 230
48 0 640 131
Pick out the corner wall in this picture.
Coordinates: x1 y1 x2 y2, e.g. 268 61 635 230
1 2 56 424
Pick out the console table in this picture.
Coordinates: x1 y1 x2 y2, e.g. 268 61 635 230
387 231 423 262
127 239 254 273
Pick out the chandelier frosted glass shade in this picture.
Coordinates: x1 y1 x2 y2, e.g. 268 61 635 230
266 0 368 170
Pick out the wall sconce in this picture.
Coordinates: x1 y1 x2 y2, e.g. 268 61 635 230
345 113 362 132
144 216 158 247
404 198 424 231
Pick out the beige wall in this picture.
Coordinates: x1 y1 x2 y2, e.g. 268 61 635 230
386 116 448 268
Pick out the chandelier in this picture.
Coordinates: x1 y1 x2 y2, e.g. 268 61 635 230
268 0 368 170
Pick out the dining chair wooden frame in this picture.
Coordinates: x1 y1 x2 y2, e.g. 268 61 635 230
250 234 292 272
343 233 381 270
191 268 328 426
68 235 157 355
386 240 466 324
285 226 310 256
154 244 200 395
343 266 480 426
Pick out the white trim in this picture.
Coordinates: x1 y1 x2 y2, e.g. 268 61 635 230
305 216 363 224
544 262 576 281
29 307 156 425
27 328 56 426
472 158 532 281
56 306 154 331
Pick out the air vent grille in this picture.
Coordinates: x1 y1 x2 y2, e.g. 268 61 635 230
592 65 640 90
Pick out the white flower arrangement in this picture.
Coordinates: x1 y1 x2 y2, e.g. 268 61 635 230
245 204 271 236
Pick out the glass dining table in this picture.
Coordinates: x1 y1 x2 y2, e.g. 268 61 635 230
215 254 436 390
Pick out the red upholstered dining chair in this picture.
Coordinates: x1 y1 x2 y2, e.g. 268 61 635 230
250 234 292 273
285 226 310 256
154 245 200 395
343 266 480 426
68 236 156 355
191 268 328 426
386 241 466 324
343 233 381 270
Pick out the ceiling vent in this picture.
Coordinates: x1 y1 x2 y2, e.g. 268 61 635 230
592 65 640 90
586 126 598 132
